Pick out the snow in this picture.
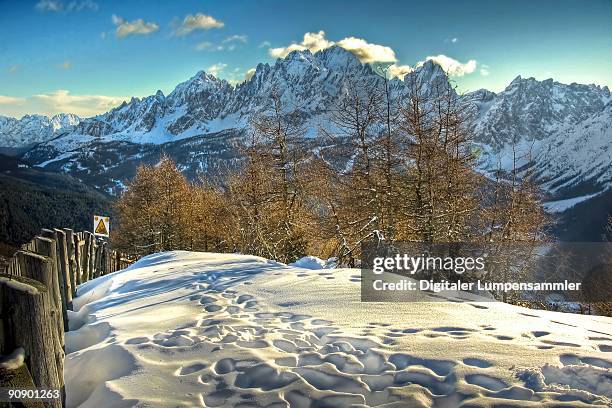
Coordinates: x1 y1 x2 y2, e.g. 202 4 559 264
519 363 612 403
471 76 611 194
65 251 612 407
288 256 336 270
204 112 246 135
0 347 25 370
0 113 81 148
0 276 40 295
543 191 603 213
36 154 69 168
18 50 611 199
